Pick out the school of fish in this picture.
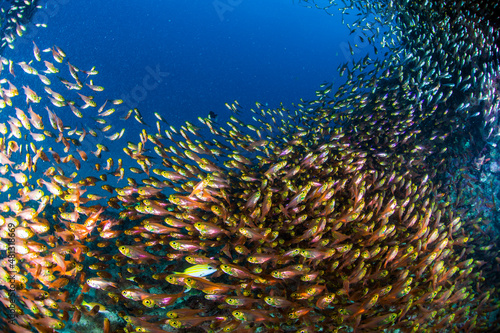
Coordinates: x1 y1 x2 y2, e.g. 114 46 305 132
0 0 500 332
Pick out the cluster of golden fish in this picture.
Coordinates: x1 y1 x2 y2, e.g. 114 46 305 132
0 0 499 332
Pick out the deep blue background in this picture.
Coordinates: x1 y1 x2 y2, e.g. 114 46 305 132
1 0 370 184
7 0 359 128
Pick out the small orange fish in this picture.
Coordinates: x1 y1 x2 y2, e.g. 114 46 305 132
119 245 162 262
142 291 184 308
86 277 117 290
167 315 227 329
122 288 151 301
184 276 234 294
23 85 41 103
232 309 278 323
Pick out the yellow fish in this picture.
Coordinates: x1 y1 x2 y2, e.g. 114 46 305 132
175 264 217 278
174 264 218 293
82 300 109 314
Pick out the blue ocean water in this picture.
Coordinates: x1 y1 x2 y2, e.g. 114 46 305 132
0 0 370 186
9 0 356 130
1 0 500 332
